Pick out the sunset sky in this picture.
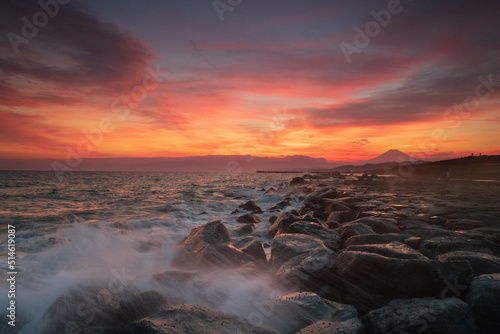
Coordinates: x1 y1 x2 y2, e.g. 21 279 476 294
1 0 499 165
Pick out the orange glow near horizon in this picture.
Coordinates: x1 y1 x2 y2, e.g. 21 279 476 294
1 1 500 164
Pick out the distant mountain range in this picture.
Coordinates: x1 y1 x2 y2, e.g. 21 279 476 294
0 150 418 172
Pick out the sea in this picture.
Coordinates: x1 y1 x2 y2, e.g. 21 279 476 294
0 171 303 333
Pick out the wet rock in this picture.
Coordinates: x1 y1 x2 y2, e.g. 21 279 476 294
269 200 290 211
336 223 376 243
239 200 263 214
290 176 307 186
349 217 400 234
128 304 276 334
262 292 363 334
419 236 498 259
445 219 487 231
268 211 319 238
438 251 500 277
467 273 500 334
286 221 341 250
42 285 133 334
235 236 267 263
364 298 476 334
179 220 231 246
343 233 412 247
467 227 500 245
404 236 423 249
327 250 472 313
236 213 262 225
345 241 427 260
174 220 245 268
276 249 336 292
271 234 328 268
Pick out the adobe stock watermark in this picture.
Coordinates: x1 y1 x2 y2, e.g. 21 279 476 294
7 0 71 54
51 64 169 183
213 0 243 22
339 0 412 64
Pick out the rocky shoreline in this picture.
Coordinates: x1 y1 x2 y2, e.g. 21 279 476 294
36 174 500 334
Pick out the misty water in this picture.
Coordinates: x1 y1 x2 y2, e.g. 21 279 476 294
0 171 302 333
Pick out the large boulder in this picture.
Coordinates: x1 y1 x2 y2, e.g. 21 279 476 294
327 250 472 313
271 234 328 268
174 220 245 269
467 273 500 334
364 298 477 334
349 217 400 234
336 223 376 243
437 251 500 277
286 221 341 250
128 304 276 334
261 292 363 334
276 249 336 292
345 241 427 260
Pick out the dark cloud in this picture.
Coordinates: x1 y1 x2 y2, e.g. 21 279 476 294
0 0 157 107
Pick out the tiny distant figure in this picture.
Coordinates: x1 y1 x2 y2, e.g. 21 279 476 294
471 153 474 156
480 152 482 156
